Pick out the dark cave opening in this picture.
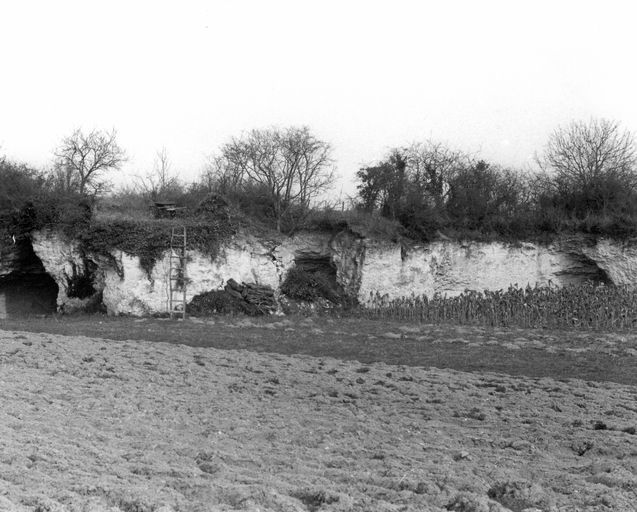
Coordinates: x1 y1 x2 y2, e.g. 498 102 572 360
284 251 350 305
0 272 59 318
0 239 59 318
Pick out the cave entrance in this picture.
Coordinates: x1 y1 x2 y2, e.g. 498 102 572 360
288 252 346 304
295 253 335 276
0 272 58 318
0 239 59 319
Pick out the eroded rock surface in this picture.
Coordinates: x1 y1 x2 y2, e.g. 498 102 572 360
358 239 611 304
582 238 637 286
17 230 637 315
31 231 104 313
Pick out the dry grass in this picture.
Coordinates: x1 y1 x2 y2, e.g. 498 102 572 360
361 282 637 330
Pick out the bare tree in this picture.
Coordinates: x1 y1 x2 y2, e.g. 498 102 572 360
538 119 637 214
53 128 126 196
154 147 173 192
202 152 246 195
216 126 335 232
136 147 179 200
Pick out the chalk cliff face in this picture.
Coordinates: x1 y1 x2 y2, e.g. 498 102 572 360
22 229 637 316
95 232 372 316
358 239 609 303
30 231 104 313
100 234 298 316
581 239 637 286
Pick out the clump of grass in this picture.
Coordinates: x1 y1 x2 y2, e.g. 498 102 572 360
357 282 637 330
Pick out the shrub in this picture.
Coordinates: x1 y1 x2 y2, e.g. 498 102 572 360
281 267 342 303
446 161 528 232
355 147 545 241
7 193 92 241
0 157 46 212
218 182 278 228
193 193 230 220
352 125 637 241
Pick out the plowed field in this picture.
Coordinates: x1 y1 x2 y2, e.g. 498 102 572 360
0 316 636 511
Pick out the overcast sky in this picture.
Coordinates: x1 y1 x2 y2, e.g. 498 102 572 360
1 0 636 198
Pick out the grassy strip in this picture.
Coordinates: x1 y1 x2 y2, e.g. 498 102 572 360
1 314 636 385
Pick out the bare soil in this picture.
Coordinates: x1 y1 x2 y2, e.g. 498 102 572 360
0 316 636 511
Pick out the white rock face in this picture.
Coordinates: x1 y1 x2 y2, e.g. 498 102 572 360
581 238 637 286
24 229 637 316
101 233 335 316
357 240 606 304
31 231 103 313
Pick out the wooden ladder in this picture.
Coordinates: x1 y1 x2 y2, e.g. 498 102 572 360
168 226 187 319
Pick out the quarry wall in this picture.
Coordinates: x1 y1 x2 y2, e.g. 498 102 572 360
2 229 637 316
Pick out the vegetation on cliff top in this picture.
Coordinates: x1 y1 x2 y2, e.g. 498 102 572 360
3 118 637 266
354 119 637 241
0 173 236 276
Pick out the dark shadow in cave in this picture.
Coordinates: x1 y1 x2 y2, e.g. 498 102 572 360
289 251 349 304
0 273 58 318
0 239 59 318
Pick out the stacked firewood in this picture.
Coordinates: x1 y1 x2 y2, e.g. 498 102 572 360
188 279 277 316
224 279 277 315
